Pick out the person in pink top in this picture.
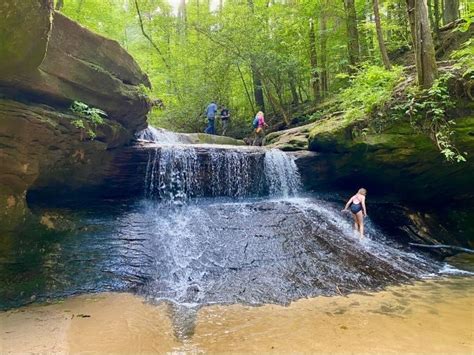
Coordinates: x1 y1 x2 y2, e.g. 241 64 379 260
342 188 368 239
252 111 268 146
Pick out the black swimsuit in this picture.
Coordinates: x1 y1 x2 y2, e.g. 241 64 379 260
350 202 362 214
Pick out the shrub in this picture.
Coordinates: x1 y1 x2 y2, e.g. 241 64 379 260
338 65 404 122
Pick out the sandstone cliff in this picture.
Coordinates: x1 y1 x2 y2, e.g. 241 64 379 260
0 0 150 230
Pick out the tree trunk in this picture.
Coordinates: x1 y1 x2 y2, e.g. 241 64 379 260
387 3 393 41
262 78 290 126
55 0 64 11
443 0 459 24
359 2 370 59
373 0 392 70
433 0 440 35
343 0 360 72
237 63 256 113
427 0 434 28
309 18 320 101
406 0 438 88
248 0 265 112
320 11 328 96
289 75 300 105
178 0 187 35
251 65 265 111
406 0 416 45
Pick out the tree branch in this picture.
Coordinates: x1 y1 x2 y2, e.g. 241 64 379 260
134 0 171 71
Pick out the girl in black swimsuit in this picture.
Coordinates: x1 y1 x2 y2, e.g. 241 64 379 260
342 188 368 238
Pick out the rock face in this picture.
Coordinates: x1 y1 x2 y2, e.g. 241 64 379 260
300 114 474 202
0 0 53 75
265 123 311 151
0 2 150 231
0 10 150 131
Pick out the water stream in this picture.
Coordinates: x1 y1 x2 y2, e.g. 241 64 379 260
0 127 470 318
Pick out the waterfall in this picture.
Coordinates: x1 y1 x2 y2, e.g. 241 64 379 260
136 125 182 144
143 145 301 201
264 149 301 197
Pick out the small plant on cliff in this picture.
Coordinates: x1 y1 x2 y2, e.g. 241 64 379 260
70 101 107 140
394 74 467 163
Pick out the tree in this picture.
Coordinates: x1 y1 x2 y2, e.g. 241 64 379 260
373 0 391 70
406 0 438 88
433 0 441 35
443 0 460 24
309 18 320 100
247 0 265 112
55 0 64 11
343 0 360 71
319 10 329 96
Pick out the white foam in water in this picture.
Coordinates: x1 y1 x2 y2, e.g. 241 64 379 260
143 144 301 201
439 264 474 275
145 145 200 201
286 197 441 276
138 127 462 298
264 149 302 198
136 125 182 144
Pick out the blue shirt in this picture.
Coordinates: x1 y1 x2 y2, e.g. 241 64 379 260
206 103 218 119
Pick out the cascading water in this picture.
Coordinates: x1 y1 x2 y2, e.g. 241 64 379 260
264 149 301 197
2 125 463 318
136 125 183 144
143 145 300 201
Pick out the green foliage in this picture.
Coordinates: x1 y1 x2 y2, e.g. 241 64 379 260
60 0 466 143
451 38 474 79
394 74 467 163
69 101 107 139
338 65 404 122
457 7 473 32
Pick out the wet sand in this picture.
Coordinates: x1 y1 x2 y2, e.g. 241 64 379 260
1 277 473 353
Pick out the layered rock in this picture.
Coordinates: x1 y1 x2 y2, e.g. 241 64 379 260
298 112 474 202
0 1 150 230
0 9 150 131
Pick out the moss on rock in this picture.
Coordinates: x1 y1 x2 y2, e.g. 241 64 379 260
187 133 245 145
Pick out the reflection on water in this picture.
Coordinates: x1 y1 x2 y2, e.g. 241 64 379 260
1 277 472 353
0 196 447 310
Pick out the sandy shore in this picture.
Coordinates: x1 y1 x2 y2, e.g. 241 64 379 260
1 277 473 353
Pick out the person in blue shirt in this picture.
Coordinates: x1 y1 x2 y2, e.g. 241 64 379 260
204 101 218 135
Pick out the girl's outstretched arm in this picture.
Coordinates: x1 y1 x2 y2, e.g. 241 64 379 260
342 196 354 211
362 198 367 217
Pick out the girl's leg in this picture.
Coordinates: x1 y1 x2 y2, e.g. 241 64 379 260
356 212 364 238
352 214 358 232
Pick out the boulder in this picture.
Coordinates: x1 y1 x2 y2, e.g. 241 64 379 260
0 0 53 75
265 123 311 151
0 11 150 132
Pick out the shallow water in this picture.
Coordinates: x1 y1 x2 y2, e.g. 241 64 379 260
1 277 472 353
